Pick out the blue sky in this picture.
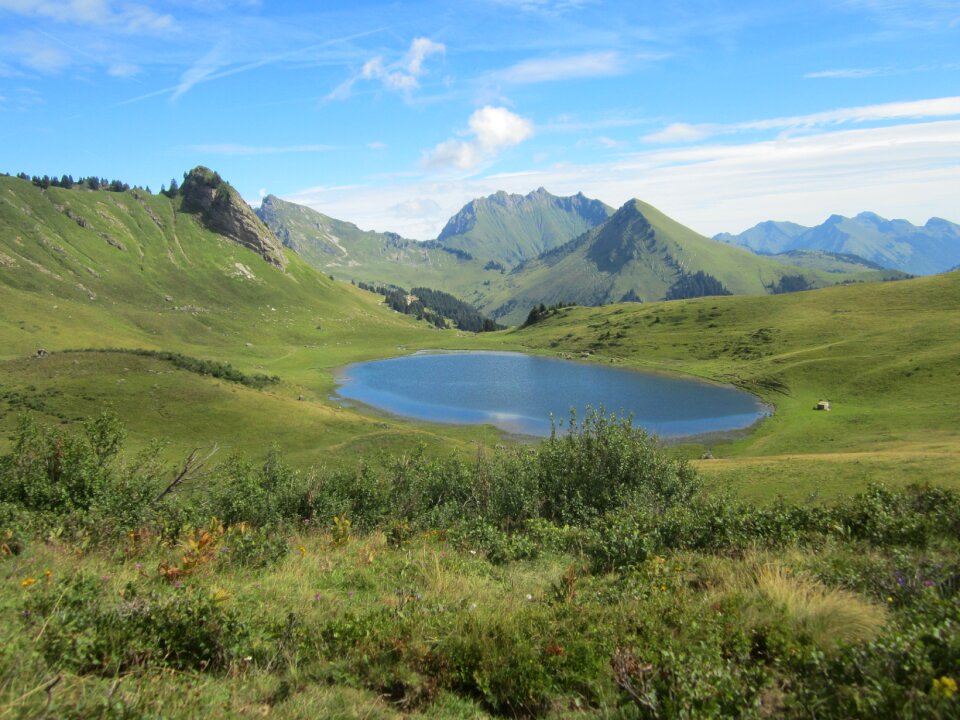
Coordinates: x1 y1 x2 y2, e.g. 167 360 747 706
2 0 959 239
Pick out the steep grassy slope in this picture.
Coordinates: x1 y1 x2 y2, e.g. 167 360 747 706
492 271 960 498
0 176 501 463
256 194 501 304
484 200 905 325
436 188 613 266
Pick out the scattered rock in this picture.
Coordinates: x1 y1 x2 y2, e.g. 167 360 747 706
34 348 48 359
297 394 306 401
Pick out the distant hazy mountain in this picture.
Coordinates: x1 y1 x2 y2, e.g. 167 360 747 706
436 188 613 267
716 212 960 275
481 200 905 325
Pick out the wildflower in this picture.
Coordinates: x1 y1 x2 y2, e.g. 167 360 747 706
314 592 322 602
661 585 667 591
298 545 307 558
44 569 52 578
525 594 533 601
20 577 35 587
932 676 957 700
886 596 894 603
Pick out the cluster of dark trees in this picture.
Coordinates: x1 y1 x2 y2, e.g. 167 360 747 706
8 170 190 199
13 172 140 193
355 281 499 332
665 271 732 300
522 301 576 327
770 274 812 294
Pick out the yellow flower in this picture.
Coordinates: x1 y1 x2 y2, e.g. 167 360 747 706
932 676 957 700
298 545 307 558
20 577 35 587
886 596 894 603
44 569 52 578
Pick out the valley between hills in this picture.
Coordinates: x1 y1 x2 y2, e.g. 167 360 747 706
2 167 959 718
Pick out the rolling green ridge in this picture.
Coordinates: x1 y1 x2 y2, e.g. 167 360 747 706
482 199 907 325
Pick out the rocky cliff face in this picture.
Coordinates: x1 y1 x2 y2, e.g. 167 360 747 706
180 167 287 269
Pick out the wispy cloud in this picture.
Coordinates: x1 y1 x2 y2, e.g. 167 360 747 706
804 67 887 79
6 31 71 72
487 0 597 15
0 0 176 33
172 44 227 101
495 50 622 83
327 36 445 101
120 26 387 105
288 118 960 240
423 106 534 171
186 143 341 156
643 96 960 143
107 62 141 78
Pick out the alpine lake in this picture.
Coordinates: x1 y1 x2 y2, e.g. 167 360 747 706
334 351 770 439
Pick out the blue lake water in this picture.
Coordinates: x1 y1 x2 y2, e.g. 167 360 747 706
334 351 769 438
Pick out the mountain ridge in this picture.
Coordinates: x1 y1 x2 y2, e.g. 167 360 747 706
716 212 960 275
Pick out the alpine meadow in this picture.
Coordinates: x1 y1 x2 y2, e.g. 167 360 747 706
2 2 960 719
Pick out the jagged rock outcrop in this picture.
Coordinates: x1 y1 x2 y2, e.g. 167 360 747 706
180 167 287 269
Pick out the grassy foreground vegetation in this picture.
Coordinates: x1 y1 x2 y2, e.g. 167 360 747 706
2 412 958 718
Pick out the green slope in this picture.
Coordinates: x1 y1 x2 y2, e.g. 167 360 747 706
484 200 908 325
0 175 501 463
255 194 501 304
436 187 613 266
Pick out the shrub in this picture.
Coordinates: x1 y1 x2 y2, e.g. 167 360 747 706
23 573 249 674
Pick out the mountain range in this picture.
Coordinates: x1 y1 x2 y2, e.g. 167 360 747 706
259 188 909 325
715 212 960 276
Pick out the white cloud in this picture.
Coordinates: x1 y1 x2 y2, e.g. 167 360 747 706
406 37 444 75
286 118 960 240
643 122 714 144
496 51 621 83
644 96 960 143
423 106 534 171
328 36 445 101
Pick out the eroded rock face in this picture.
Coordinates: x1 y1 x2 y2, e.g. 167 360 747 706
180 167 287 269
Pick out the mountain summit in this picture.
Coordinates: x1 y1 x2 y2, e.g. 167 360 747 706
436 188 612 266
180 167 287 269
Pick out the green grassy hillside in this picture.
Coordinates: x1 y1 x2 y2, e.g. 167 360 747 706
492 270 960 498
484 200 909 325
256 194 503 307
0 176 500 463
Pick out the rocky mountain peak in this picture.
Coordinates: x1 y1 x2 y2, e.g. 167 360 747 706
180 167 287 269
